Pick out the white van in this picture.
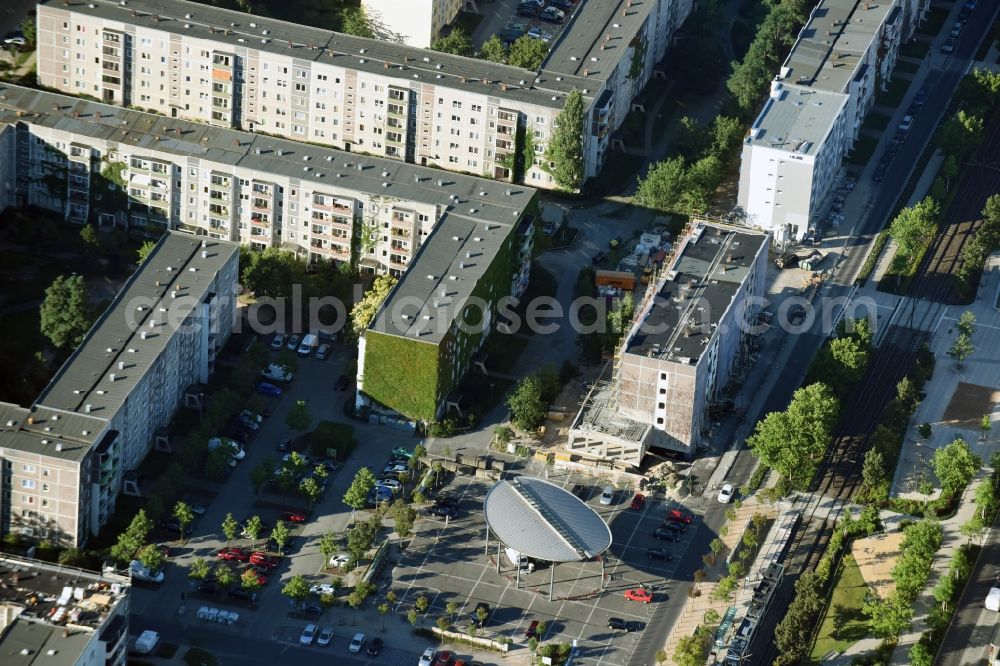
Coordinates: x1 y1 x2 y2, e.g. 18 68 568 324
297 333 318 357
129 559 164 584
599 486 615 505
261 362 294 383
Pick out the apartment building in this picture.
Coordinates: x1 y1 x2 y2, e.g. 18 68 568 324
0 231 238 547
569 223 769 466
35 0 572 188
35 0 695 190
737 0 923 243
361 0 462 49
357 208 536 422
0 84 536 276
0 554 131 666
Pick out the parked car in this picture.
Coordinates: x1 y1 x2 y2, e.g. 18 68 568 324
418 647 436 666
270 333 286 350
525 620 540 639
941 38 955 54
159 518 192 536
435 496 460 509
898 115 913 133
540 6 566 22
300 624 317 646
315 343 332 360
571 483 587 498
335 374 350 391
349 633 366 653
718 483 736 504
646 547 673 561
549 0 573 8
653 526 681 542
624 588 653 603
261 363 294 383
217 547 250 562
197 581 221 596
256 382 283 396
281 510 307 523
913 87 928 108
775 252 798 268
366 637 384 656
666 508 693 524
599 485 615 505
591 251 606 265
608 617 645 631
249 552 279 568
286 334 301 350
277 438 292 452
872 159 888 182
950 21 963 38
317 626 334 647
228 588 254 602
629 493 646 510
516 3 540 17
427 505 458 519
129 560 164 584
433 650 455 666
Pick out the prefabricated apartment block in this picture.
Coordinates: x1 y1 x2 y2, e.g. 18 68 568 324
737 0 926 243
35 0 693 190
569 223 769 466
0 232 238 547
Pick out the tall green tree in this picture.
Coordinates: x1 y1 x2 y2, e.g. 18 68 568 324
774 571 824 662
137 544 164 573
889 197 939 259
300 475 324 508
431 28 474 56
864 592 912 640
544 89 585 191
172 501 195 544
189 558 211 580
241 567 263 595
957 310 977 337
341 6 375 38
343 467 378 512
270 520 290 554
747 383 839 488
282 575 310 605
479 35 508 63
391 499 417 540
508 36 549 70
350 275 397 339
221 512 240 545
40 274 92 349
948 332 975 367
20 18 36 46
932 438 980 495
939 110 984 160
635 156 689 214
506 374 547 432
285 400 312 433
243 515 264 546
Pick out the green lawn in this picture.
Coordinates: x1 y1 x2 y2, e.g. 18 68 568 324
810 553 871 662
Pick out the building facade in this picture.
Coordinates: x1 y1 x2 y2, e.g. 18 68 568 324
357 209 536 422
0 554 131 666
361 0 462 49
0 231 238 546
0 84 535 275
568 223 769 466
737 0 925 243
35 0 694 190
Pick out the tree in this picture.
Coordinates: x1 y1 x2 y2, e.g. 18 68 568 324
284 399 312 433
864 592 912 640
300 476 324 508
832 604 847 639
137 240 157 266
221 512 240 545
479 35 508 63
861 448 888 502
80 224 99 248
983 414 993 440
544 89 585 191
341 6 375 38
431 28 474 56
508 36 549 70
889 197 939 259
319 531 340 566
939 110 985 160
909 643 934 666
476 604 489 627
635 156 688 213
275 349 300 375
215 564 235 589
527 637 539 654
350 275 397 339
391 499 417 540
407 608 419 626
655 649 667 666
957 310 977 337
415 594 430 614
243 515 264 546
239 247 306 298
271 520 290 554
250 458 275 496
378 601 390 630
241 567 263 594
507 375 547 432
40 274 92 349
20 18 36 46
673 627 713 666
282 575 310 605
949 332 975 367
747 383 839 488
343 467 378 512
933 437 981 495
137 544 164 573
172 501 195 544
774 571 824 662
446 601 459 622
189 558 211 580
347 520 377 562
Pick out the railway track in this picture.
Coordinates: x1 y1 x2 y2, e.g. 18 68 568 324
747 101 1000 666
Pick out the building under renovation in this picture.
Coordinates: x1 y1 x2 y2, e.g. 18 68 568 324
568 222 769 467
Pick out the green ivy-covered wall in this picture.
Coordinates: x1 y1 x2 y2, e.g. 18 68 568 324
362 331 441 421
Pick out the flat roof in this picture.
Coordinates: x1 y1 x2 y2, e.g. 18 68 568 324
626 223 768 363
42 0 580 108
571 378 650 443
745 85 847 156
0 554 129 666
0 84 536 224
543 0 657 81
780 0 895 92
367 211 528 344
484 476 612 562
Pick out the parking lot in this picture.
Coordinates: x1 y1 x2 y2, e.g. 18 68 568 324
477 0 582 48
389 472 708 666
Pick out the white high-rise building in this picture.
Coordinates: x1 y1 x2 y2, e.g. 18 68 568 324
361 0 463 48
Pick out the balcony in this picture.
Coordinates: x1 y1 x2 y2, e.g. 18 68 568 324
208 190 230 203
390 227 411 239
251 198 271 212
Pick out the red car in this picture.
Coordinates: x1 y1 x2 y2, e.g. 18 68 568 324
432 650 454 666
629 493 646 510
525 620 540 639
666 508 693 524
243 567 268 585
625 588 653 603
217 547 250 562
249 552 279 569
280 510 307 523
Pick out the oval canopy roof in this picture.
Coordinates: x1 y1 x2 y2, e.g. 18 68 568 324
483 476 612 563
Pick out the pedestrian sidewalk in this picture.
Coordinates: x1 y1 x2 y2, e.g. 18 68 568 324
888 472 985 665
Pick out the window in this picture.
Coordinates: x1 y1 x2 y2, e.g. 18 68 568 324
41 499 49 508
21 480 35 489
22 496 34 505
656 417 664 425
42 483 49 492
22 464 35 473
658 402 665 409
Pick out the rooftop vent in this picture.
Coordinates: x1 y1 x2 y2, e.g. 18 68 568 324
54 443 62 453
109 373 117 382
85 404 92 413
